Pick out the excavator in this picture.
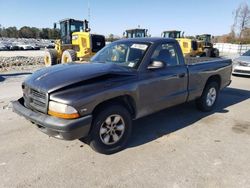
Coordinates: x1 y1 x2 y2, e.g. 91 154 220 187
44 18 106 66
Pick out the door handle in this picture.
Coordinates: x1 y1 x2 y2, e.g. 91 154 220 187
178 73 186 78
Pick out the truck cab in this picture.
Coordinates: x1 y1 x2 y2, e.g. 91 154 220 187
59 18 86 45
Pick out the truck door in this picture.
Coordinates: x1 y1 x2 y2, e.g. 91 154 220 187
138 42 188 116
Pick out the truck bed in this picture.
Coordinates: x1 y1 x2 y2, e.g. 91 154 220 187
185 57 222 64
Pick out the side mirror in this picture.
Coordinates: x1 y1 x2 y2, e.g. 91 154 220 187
148 61 165 70
53 23 57 29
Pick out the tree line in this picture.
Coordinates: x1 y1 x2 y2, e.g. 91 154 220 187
214 2 250 44
0 25 60 39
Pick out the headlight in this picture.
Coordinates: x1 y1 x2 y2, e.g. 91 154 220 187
48 101 79 119
72 35 78 40
238 61 250 67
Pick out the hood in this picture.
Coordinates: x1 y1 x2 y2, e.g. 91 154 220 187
24 62 135 93
234 56 250 63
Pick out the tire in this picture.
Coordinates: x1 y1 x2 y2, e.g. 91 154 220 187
196 82 219 112
204 48 212 57
89 104 132 154
44 49 58 67
212 48 219 57
61 49 76 64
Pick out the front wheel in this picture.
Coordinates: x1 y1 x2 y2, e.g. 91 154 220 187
44 49 58 67
212 48 220 57
89 104 132 154
61 49 76 64
196 82 219 112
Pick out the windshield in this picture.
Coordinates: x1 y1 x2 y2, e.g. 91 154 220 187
163 32 181 38
90 42 150 69
127 31 146 38
70 20 84 32
243 50 250 56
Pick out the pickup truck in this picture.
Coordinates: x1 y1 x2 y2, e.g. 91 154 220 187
12 38 232 154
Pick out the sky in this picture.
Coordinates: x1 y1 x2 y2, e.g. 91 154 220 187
0 0 247 37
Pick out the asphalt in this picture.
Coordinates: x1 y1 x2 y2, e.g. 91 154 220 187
0 71 249 188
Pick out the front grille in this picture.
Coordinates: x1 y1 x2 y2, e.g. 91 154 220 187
234 69 250 74
23 86 48 113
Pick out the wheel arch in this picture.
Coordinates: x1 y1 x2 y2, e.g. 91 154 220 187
92 95 137 119
205 74 221 89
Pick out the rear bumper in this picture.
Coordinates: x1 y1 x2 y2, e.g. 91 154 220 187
12 98 92 140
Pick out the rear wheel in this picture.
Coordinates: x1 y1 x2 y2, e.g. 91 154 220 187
89 104 132 154
61 49 76 64
196 82 219 112
204 48 212 57
213 48 219 57
44 49 58 67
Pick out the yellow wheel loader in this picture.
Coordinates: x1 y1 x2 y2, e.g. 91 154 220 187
196 34 219 57
162 30 203 57
162 31 219 57
44 19 105 66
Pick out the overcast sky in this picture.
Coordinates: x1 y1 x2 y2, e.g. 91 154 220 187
0 0 247 36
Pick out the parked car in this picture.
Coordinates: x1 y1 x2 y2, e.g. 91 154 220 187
12 38 232 154
31 45 40 50
45 44 55 49
0 44 8 51
9 43 20 51
17 44 33 50
232 50 250 76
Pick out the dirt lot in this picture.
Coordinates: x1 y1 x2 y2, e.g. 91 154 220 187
0 50 45 57
0 68 249 188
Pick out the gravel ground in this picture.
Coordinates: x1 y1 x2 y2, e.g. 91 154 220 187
0 50 45 57
0 50 45 71
0 66 249 187
0 56 44 71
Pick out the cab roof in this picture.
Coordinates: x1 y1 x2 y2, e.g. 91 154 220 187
162 30 181 32
59 18 83 23
126 28 147 32
117 37 176 43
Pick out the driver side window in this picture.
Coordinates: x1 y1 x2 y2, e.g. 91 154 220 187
151 43 179 66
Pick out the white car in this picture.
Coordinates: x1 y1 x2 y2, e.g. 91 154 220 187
232 50 250 76
17 44 33 50
0 44 8 51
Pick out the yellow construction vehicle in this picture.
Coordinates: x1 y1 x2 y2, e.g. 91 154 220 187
123 28 148 38
162 30 203 57
196 34 219 57
162 31 219 57
44 19 105 66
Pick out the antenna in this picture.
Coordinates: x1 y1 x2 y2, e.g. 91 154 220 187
88 0 91 24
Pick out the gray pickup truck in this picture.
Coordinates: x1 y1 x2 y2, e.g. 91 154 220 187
12 38 232 154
